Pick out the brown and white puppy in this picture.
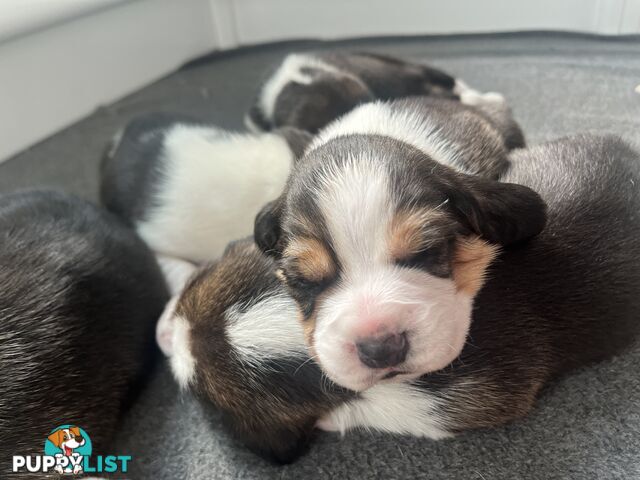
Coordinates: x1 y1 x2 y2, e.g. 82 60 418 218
159 134 640 464
246 51 525 149
255 96 640 396
156 238 354 463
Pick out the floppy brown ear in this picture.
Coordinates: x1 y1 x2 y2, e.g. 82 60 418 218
254 197 285 258
47 430 64 448
451 175 547 246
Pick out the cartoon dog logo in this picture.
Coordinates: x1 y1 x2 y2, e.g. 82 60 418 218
45 426 88 474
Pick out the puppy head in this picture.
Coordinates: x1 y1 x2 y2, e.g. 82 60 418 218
157 238 352 463
255 136 546 391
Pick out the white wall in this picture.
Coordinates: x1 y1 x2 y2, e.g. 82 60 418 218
0 0 131 43
2 0 639 162
0 0 217 162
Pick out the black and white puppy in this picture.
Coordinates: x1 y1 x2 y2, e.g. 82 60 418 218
246 50 524 148
160 135 640 463
100 112 311 287
0 190 168 473
255 95 640 394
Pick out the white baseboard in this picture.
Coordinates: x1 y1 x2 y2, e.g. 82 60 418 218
0 0 216 162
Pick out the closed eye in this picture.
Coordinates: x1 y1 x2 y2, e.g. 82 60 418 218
395 248 436 269
282 270 326 293
394 242 452 278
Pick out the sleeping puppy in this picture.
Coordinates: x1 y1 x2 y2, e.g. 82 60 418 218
254 96 541 393
160 134 640 464
246 50 525 149
156 238 353 463
0 190 168 475
100 112 311 270
255 100 640 395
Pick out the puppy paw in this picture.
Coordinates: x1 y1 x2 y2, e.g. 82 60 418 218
316 415 340 432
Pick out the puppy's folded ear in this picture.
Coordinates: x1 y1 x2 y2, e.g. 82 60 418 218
275 127 313 160
451 175 547 246
255 197 284 258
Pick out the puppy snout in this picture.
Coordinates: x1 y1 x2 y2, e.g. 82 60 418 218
356 332 408 369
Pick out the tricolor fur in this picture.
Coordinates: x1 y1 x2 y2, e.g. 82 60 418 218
246 51 501 136
255 96 538 391
100 112 311 263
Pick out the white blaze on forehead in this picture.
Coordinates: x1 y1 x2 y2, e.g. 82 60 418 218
259 54 341 120
315 154 394 272
225 294 307 364
310 101 465 172
169 315 196 389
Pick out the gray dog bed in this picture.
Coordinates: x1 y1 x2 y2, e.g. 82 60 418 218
2 32 639 479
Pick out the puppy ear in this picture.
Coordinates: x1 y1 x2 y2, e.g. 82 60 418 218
275 127 313 160
254 197 285 258
47 430 64 448
451 175 547 246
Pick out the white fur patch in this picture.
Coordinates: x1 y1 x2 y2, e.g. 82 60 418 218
318 382 452 439
136 125 293 262
225 294 307 364
156 296 196 388
454 78 506 106
315 153 394 271
310 101 470 173
169 315 196 389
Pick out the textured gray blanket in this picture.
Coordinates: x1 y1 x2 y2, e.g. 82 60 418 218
1 32 639 479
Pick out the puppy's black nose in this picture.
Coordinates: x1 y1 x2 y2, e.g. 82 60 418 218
356 333 408 369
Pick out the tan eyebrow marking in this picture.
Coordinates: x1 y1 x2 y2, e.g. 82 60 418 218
452 236 499 296
388 208 449 261
284 238 336 282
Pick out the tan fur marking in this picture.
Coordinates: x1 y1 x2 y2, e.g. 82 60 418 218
452 236 499 296
388 209 449 261
284 238 335 282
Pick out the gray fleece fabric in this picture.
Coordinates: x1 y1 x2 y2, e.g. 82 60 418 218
1 32 639 479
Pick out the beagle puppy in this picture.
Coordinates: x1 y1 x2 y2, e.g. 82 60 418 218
0 190 168 473
100 112 311 271
255 100 640 395
160 134 640 463
246 50 524 149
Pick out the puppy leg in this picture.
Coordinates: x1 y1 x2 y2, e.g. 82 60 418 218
454 80 525 150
